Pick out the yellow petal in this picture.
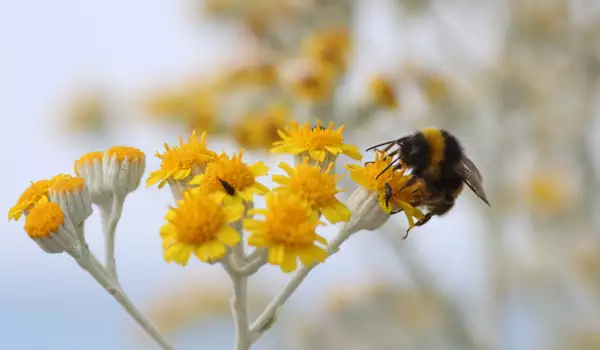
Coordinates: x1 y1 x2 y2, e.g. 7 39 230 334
217 226 241 246
188 174 204 185
146 170 165 187
341 144 363 160
250 162 269 177
207 240 227 261
268 245 285 265
222 203 245 223
278 162 295 176
315 234 328 246
280 253 298 273
248 234 268 247
272 175 290 185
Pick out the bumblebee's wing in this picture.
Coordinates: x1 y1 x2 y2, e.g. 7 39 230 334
455 157 490 206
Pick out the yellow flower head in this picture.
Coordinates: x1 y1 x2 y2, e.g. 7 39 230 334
345 151 425 227
273 158 350 224
106 146 145 164
183 92 217 133
147 131 218 189
302 27 351 72
9 179 52 221
223 62 279 90
244 192 328 273
272 120 362 162
282 59 337 102
368 75 398 109
232 103 289 150
24 202 64 239
189 150 269 202
161 191 245 265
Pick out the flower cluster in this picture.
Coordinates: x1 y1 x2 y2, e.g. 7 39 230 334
9 146 146 252
148 120 424 273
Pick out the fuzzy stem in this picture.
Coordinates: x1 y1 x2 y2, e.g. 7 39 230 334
249 226 353 343
69 249 173 350
101 194 125 283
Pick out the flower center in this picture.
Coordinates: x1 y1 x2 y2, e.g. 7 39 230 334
24 202 64 238
265 198 318 247
203 160 255 193
107 146 145 163
289 168 337 207
172 196 225 245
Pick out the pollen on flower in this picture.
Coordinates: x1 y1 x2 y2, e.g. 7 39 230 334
271 120 362 162
160 191 245 265
106 146 145 163
273 158 350 223
189 150 269 202
74 151 103 175
24 202 64 239
244 192 328 273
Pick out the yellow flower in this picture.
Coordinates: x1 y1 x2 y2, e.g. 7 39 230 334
23 201 77 253
302 27 351 72
24 202 65 239
271 120 362 162
345 151 424 227
368 75 398 109
283 59 337 102
244 192 328 273
105 146 146 196
272 158 350 224
147 131 218 189
184 92 217 134
8 174 74 221
232 103 289 150
222 62 279 90
418 73 448 105
9 180 52 221
160 191 245 265
189 150 269 202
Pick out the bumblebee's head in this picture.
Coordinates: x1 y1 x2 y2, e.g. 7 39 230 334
398 134 430 169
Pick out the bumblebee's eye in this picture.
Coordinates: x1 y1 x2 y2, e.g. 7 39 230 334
410 146 419 155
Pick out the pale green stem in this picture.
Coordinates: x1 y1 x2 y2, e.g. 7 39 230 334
68 249 173 350
249 225 353 343
224 222 251 350
101 194 125 283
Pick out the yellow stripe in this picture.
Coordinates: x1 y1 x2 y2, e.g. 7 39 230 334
422 128 445 169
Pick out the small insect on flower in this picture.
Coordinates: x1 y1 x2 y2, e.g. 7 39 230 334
366 128 490 237
189 149 269 202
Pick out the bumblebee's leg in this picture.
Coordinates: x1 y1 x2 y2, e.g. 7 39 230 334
403 194 454 239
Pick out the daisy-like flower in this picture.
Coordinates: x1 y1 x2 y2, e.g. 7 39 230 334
271 120 362 163
232 103 289 150
188 149 269 202
280 59 337 103
302 27 351 73
48 175 92 226
146 131 217 196
24 201 76 254
368 75 398 109
74 151 107 205
104 146 146 196
345 151 425 231
8 179 52 221
272 158 350 224
160 191 245 265
245 192 328 273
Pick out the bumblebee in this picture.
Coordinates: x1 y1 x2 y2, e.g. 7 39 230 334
367 128 490 237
